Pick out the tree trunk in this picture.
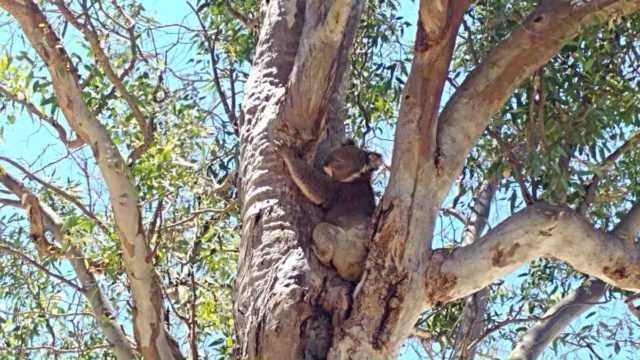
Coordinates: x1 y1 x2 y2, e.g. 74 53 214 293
233 1 363 359
233 1 640 359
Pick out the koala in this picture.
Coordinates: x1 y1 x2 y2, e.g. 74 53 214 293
275 138 383 281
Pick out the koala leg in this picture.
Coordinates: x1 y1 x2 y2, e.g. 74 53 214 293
312 221 369 281
312 222 340 266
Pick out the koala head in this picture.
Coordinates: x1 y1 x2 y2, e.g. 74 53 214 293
322 139 383 182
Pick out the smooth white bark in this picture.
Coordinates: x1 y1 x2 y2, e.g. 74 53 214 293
509 200 640 359
509 279 606 360
0 169 137 360
0 2 182 358
441 203 640 303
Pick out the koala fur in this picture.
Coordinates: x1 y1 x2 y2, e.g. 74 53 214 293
275 138 382 281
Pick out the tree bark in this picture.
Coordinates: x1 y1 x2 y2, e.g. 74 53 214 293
328 2 471 358
451 180 496 360
509 202 640 359
234 1 640 359
0 169 137 360
440 202 640 302
0 2 183 358
233 1 363 359
508 279 606 360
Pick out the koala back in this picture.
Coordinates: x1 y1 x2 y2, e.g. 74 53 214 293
324 179 375 227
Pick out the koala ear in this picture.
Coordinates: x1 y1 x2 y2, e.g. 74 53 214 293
341 138 356 146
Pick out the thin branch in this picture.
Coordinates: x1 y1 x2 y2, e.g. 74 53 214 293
0 242 81 291
187 1 236 125
437 0 640 192
487 129 534 204
0 84 83 148
440 207 467 225
0 156 110 234
0 2 180 356
53 0 152 163
163 203 236 230
578 130 640 214
0 166 137 360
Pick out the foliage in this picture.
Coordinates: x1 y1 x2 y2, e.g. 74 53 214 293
0 0 639 359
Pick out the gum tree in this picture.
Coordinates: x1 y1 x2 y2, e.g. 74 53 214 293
2 0 640 359
233 0 640 359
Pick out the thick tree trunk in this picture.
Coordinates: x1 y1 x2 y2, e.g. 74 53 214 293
233 1 640 359
233 1 363 359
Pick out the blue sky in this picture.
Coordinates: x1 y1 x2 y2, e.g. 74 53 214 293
1 1 638 359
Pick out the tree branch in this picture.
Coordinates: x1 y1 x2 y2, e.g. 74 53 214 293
437 0 640 190
509 196 640 359
0 242 80 291
436 202 640 305
578 130 640 214
0 84 84 148
509 279 607 360
0 168 137 360
187 1 236 126
0 156 109 234
53 0 152 163
279 0 365 140
451 178 497 359
0 2 183 357
330 1 472 356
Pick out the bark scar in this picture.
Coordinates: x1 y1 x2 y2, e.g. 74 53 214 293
490 242 521 267
373 274 407 349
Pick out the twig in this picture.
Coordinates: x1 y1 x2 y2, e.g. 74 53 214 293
0 156 110 234
54 0 152 163
487 129 534 204
0 84 83 148
188 1 237 125
578 131 640 214
0 242 82 291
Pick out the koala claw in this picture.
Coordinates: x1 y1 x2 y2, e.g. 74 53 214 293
273 127 299 156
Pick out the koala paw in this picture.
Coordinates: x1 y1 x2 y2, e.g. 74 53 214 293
273 127 300 157
312 223 338 265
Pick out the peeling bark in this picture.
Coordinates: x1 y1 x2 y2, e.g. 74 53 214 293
0 2 182 358
0 169 137 360
237 0 640 359
327 2 471 358
440 202 640 303
233 1 363 359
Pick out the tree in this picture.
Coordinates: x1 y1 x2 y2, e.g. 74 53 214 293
1 0 640 359
234 0 640 359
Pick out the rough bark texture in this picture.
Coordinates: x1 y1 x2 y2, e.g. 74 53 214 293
234 0 640 359
0 2 182 358
327 2 471 358
233 1 363 359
